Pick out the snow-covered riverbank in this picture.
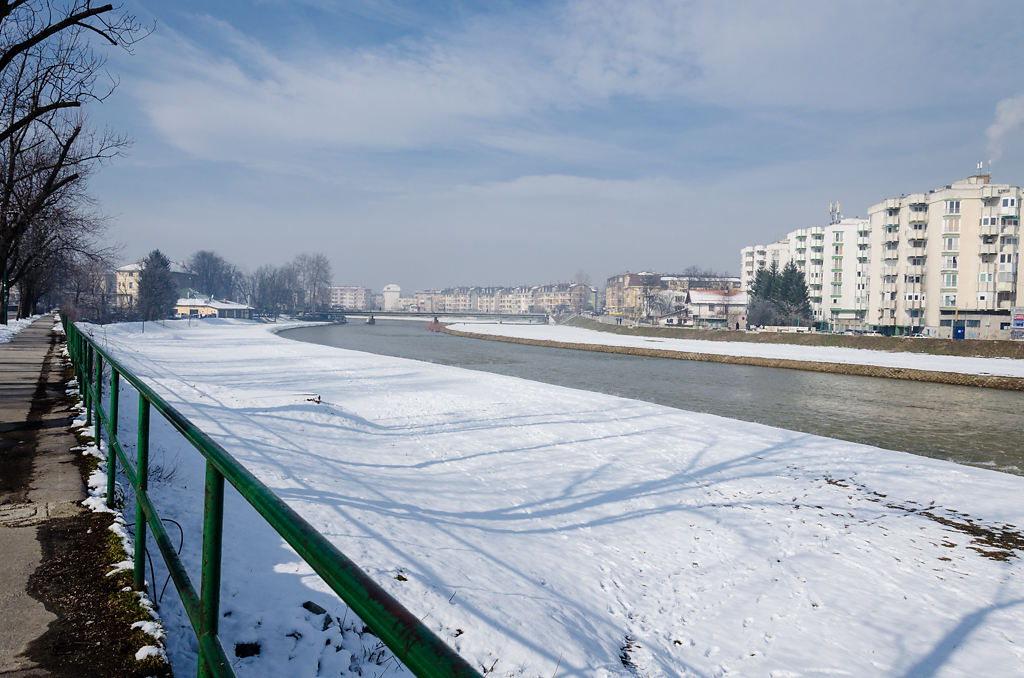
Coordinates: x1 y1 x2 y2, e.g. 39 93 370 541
446 322 1024 378
82 319 1024 677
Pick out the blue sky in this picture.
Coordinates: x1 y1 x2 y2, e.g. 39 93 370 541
88 0 1024 291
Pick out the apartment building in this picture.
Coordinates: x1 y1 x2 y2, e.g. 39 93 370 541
867 174 1022 338
532 283 588 313
739 173 1021 338
414 289 442 313
739 217 870 331
496 287 535 314
328 285 371 310
409 283 590 315
739 240 789 292
382 283 401 311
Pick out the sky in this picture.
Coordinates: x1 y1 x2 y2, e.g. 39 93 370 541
86 0 1024 293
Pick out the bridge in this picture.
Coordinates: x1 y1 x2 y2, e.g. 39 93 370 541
329 310 550 323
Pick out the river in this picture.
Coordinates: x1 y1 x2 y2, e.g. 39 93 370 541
283 320 1024 476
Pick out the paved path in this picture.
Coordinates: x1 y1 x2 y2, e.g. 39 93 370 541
0 316 85 677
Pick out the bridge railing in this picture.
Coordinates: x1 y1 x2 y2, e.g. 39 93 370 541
64 318 481 678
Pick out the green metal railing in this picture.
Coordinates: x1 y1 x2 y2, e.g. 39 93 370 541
64 318 481 678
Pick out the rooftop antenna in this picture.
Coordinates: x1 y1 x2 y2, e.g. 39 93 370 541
828 201 842 225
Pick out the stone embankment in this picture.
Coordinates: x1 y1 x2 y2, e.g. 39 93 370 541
442 327 1024 391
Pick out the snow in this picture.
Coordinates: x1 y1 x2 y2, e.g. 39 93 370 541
80 318 1024 677
0 314 42 342
447 322 1024 378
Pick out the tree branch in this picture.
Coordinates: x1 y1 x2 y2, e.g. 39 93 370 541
0 4 114 74
0 100 82 145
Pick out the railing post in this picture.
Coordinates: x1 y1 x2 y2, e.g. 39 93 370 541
84 342 92 426
94 354 103 443
110 370 119 437
198 461 225 678
134 397 150 590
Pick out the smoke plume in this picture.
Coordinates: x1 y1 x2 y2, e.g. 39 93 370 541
986 94 1024 165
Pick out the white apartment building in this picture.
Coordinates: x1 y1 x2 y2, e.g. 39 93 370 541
867 174 1022 338
382 283 401 311
740 240 790 293
740 218 869 330
328 285 371 310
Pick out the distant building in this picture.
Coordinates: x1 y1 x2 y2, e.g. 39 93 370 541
867 174 1023 338
328 286 371 310
685 289 748 329
604 272 741 318
409 282 594 315
382 283 401 311
740 173 1024 337
174 297 253 320
113 260 195 313
740 218 871 331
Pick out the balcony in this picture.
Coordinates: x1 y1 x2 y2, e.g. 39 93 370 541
980 222 1000 236
907 245 926 257
979 242 998 255
997 278 1017 292
881 282 897 294
905 264 925 276
1001 205 1020 217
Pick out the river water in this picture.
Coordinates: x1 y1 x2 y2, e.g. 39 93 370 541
283 321 1024 476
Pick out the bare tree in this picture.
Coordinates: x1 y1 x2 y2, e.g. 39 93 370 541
293 252 332 313
188 250 241 300
57 250 114 321
0 1 147 323
247 263 299 318
636 273 663 322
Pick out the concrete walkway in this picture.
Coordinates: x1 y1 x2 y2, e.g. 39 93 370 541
0 316 86 677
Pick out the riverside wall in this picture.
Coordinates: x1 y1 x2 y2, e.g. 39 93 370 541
442 328 1024 392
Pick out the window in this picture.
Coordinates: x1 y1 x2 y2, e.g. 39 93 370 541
978 293 988 302
946 200 960 214
834 245 843 255
943 218 961 233
942 293 957 307
940 319 953 327
943 236 958 251
967 319 981 328
1003 198 1016 207
942 256 958 269
834 232 843 242
979 272 994 282
942 273 958 287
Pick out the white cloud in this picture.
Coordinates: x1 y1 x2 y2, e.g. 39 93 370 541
130 1 1014 174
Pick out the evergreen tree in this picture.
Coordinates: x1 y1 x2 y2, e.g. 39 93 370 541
778 261 812 322
138 250 178 321
748 260 812 326
751 261 779 301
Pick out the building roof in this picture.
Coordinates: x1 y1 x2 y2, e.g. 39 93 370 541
687 289 748 306
175 297 253 310
118 260 192 275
